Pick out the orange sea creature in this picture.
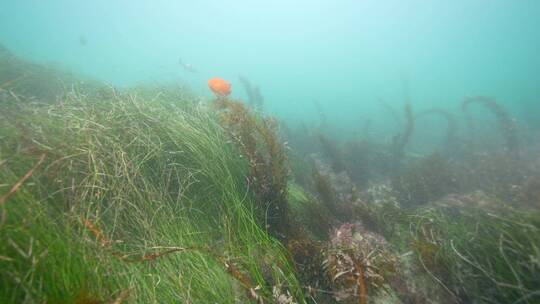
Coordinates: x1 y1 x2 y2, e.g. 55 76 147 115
208 77 232 97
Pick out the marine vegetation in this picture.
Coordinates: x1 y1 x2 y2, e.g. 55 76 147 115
323 223 397 304
318 134 346 173
462 96 520 157
1 47 540 304
0 56 303 302
392 153 462 207
213 96 294 241
390 102 415 171
239 76 265 110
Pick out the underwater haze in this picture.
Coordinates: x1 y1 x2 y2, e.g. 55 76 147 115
2 1 540 303
2 0 540 132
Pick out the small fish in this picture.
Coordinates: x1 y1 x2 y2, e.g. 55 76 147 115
179 58 196 73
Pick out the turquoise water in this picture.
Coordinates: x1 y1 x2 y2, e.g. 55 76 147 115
1 1 539 143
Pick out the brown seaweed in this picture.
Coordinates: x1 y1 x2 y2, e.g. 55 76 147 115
391 103 415 170
239 76 264 110
214 98 294 240
462 96 519 157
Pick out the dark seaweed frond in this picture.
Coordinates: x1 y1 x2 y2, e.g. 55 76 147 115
391 102 415 170
238 76 264 110
318 134 346 173
462 96 520 157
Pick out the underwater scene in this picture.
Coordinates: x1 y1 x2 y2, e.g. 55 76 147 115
1 1 540 303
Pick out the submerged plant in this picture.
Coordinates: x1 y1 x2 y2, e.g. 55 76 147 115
462 96 519 157
312 165 340 217
318 134 346 173
378 199 540 303
311 158 361 224
435 206 539 303
323 223 397 304
214 97 293 240
342 140 371 186
519 176 540 209
392 153 461 207
3 42 540 304
462 152 530 202
287 183 335 241
239 76 264 110
391 103 415 170
0 75 303 303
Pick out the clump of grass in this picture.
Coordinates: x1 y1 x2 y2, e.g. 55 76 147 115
374 200 540 303
425 206 539 302
0 78 304 302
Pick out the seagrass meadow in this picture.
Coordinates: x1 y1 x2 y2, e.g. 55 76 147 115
0 57 304 303
2 1 540 303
